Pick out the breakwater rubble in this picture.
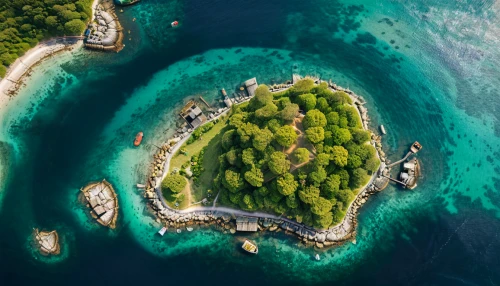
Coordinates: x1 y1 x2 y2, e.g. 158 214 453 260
85 1 124 52
33 229 60 255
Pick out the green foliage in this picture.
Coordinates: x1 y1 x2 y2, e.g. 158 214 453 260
280 103 299 121
162 174 186 193
316 153 330 166
266 118 282 133
316 97 330 113
244 167 264 187
303 109 327 129
311 197 333 215
0 0 94 73
326 111 340 125
249 84 273 110
222 169 245 193
297 93 317 111
293 148 310 163
187 122 215 144
365 156 380 173
268 151 290 175
255 103 278 119
336 169 350 190
308 165 327 186
351 129 371 144
221 129 236 150
242 148 257 166
328 145 349 167
275 125 298 147
285 193 300 209
289 78 315 96
351 168 368 188
347 153 362 169
252 128 273 151
225 149 241 166
305 127 325 143
298 185 320 204
332 127 352 145
321 174 341 199
314 212 333 229
276 173 298 196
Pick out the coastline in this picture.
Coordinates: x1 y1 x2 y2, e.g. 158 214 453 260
143 75 390 247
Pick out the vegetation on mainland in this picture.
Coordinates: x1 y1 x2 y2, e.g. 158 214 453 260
0 0 93 77
161 79 380 229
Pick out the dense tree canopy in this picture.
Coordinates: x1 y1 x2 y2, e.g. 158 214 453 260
162 174 187 193
212 79 379 228
0 0 93 77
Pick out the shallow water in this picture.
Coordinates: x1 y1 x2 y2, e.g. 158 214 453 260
1 0 500 284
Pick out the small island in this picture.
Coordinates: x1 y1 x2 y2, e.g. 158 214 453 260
33 229 60 255
80 179 119 229
142 75 419 247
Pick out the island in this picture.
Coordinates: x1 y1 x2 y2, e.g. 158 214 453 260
142 75 419 247
80 179 119 229
33 229 60 255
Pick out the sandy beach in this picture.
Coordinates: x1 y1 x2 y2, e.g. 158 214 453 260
0 0 101 108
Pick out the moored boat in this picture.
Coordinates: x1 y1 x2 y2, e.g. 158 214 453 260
134 132 143 146
221 88 227 96
242 240 258 254
380 124 386 135
171 21 179 27
315 254 320 261
158 226 167 236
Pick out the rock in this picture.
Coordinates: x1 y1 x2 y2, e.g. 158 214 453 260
316 233 326 242
269 226 278 232
315 242 324 248
229 228 236 234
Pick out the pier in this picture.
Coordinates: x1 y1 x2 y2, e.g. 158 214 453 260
386 151 413 168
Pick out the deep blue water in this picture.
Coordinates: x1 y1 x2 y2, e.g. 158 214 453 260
1 0 500 285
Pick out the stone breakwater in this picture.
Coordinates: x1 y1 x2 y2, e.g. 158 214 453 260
33 229 60 255
142 76 389 247
85 1 124 52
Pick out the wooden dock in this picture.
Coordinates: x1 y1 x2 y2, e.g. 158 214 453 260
381 174 407 187
386 151 413 168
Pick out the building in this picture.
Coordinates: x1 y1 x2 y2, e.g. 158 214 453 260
179 101 207 128
244 77 258 97
223 96 233 108
236 216 258 232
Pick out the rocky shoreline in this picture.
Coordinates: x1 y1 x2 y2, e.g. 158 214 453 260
33 229 60 255
142 76 389 247
84 1 124 52
80 179 119 229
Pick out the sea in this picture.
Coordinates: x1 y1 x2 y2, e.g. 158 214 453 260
1 0 500 284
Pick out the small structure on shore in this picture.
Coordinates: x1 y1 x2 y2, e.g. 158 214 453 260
179 100 207 128
34 229 60 255
85 1 124 52
81 179 119 229
243 78 258 97
399 158 420 189
236 216 258 232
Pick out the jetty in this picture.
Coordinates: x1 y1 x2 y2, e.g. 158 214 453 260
34 229 60 255
80 179 119 229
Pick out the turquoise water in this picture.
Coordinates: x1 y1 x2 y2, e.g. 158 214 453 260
1 0 500 284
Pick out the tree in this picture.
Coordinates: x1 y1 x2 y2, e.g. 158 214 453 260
351 129 371 144
298 185 320 204
225 149 241 166
238 122 259 145
297 93 317 111
252 128 273 151
308 166 327 186
305 127 325 144
303 109 327 129
275 125 298 147
315 153 330 166
329 145 348 167
162 174 186 193
326 91 352 106
286 193 300 209
321 174 341 198
244 167 264 187
242 148 256 166
365 157 380 173
293 148 310 163
249 84 273 110
336 169 350 190
311 197 333 215
222 169 245 193
316 97 330 113
277 173 298 196
280 103 299 120
222 129 237 150
45 16 59 29
266 119 282 132
64 19 85 35
314 212 333 229
239 193 257 210
268 151 290 175
346 153 362 169
290 78 315 96
255 103 278 119
351 168 368 188
326 111 340 125
332 127 352 145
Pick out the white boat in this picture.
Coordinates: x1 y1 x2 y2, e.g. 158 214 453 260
242 240 258 254
176 229 181 233
158 227 167 236
186 227 193 232
380 125 386 135
315 254 320 261
136 184 146 189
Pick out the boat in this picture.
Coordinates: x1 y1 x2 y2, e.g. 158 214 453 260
136 183 146 189
186 227 193 232
380 125 386 135
315 254 320 261
134 132 143 146
242 240 258 254
176 229 181 233
158 227 167 236
171 21 179 27
410 141 422 153
221 88 227 96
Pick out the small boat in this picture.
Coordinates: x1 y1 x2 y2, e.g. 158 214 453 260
380 125 386 135
171 21 179 27
134 132 143 146
158 227 167 236
136 183 146 189
242 240 258 254
132 18 136 22
186 227 193 232
176 229 181 233
315 254 320 261
221 88 227 96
